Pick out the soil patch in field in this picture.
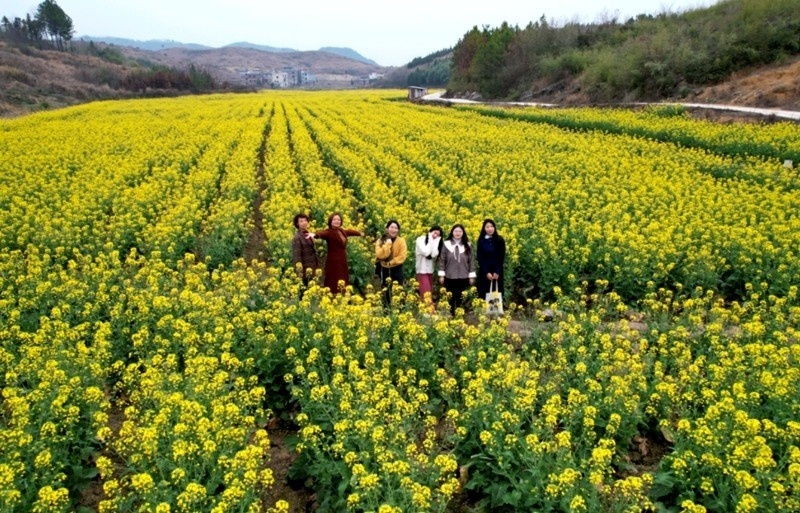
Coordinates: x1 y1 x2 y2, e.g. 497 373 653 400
244 149 268 263
77 478 105 511
244 191 267 263
263 426 316 513
621 432 671 477
77 394 128 510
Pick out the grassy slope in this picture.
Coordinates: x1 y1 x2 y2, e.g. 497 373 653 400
0 40 133 117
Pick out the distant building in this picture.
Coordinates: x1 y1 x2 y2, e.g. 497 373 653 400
293 69 306 85
408 86 428 100
289 68 313 86
271 71 289 88
239 69 265 86
237 67 313 88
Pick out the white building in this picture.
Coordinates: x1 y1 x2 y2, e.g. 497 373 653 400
237 67 314 88
271 71 289 88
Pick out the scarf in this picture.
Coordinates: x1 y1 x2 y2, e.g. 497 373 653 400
451 239 463 262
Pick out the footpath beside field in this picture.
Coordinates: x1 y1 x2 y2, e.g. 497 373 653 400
421 91 800 121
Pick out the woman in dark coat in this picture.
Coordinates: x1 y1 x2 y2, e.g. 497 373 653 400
476 218 506 299
291 213 320 287
312 212 363 294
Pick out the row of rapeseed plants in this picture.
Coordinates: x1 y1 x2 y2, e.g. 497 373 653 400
1 90 799 512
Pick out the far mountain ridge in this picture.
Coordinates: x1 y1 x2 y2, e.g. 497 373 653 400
80 36 380 66
79 36 212 51
223 41 297 54
319 47 378 66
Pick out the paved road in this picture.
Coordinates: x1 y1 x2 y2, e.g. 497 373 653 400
421 91 800 121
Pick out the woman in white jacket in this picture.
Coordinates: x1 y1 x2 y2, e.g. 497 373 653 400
415 225 442 307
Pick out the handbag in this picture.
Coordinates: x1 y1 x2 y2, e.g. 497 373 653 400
485 280 503 316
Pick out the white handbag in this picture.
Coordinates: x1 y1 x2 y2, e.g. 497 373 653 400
485 280 503 316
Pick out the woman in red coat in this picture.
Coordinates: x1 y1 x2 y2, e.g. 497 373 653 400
311 212 363 294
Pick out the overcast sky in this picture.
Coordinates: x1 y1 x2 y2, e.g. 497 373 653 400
5 0 715 66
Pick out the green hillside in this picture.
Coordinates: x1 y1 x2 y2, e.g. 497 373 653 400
448 0 800 102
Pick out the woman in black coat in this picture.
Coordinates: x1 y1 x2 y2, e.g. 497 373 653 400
476 218 506 300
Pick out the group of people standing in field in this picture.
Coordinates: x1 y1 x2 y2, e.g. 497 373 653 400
291 212 506 315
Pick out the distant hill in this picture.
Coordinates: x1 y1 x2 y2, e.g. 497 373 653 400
110 44 386 86
0 39 145 117
0 37 388 117
80 36 379 66
223 41 297 53
79 36 212 51
447 0 800 106
318 47 378 66
380 48 451 88
4 0 799 118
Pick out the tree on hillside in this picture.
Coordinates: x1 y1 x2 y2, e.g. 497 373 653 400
450 26 484 87
0 14 43 44
407 48 452 69
471 22 518 97
407 60 450 86
35 0 73 50
450 23 519 97
26 14 45 43
1 0 72 49
1 16 23 42
447 0 800 101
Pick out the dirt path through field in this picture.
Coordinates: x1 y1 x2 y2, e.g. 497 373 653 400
245 125 269 263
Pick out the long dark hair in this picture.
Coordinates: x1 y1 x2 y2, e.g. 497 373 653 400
446 224 471 254
425 225 443 245
425 225 444 255
479 218 502 239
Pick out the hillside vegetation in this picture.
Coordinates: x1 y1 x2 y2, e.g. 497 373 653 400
0 1 384 117
0 39 219 117
3 0 800 116
448 0 800 104
0 36 384 117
